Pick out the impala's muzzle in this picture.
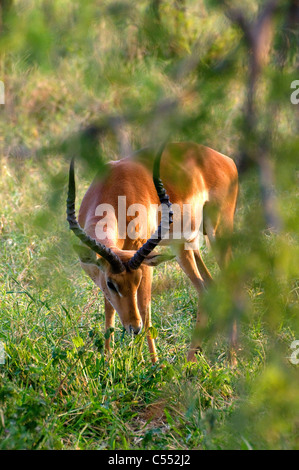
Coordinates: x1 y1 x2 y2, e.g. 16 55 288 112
127 322 143 336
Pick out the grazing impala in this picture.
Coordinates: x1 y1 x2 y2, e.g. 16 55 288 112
66 142 238 363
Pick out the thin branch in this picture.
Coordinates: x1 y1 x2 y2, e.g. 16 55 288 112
223 0 283 232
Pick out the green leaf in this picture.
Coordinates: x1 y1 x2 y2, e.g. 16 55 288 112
72 336 84 348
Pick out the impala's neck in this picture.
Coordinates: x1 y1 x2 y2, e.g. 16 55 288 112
77 177 118 249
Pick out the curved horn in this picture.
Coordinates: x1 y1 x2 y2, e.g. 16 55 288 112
127 143 173 270
66 158 125 273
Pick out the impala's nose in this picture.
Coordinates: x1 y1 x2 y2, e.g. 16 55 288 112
128 323 142 335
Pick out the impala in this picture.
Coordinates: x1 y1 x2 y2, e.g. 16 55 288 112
66 142 238 363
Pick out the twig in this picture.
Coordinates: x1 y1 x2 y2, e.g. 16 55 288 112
224 0 283 232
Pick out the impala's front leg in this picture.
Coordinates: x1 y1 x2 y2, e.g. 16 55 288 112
104 297 115 355
137 266 158 364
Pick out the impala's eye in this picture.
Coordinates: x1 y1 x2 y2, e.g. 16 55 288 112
107 281 118 293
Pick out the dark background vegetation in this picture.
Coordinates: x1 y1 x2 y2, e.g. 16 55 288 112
0 0 298 449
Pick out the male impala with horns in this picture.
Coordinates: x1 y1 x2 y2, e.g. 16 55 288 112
66 142 238 363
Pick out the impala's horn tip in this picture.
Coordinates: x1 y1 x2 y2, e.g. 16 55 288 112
153 141 167 180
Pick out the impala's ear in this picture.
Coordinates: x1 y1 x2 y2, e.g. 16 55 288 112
73 244 106 271
142 251 175 267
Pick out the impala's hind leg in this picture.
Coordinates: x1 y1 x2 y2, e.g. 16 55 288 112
193 249 213 285
204 200 238 366
215 207 239 366
176 247 207 362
